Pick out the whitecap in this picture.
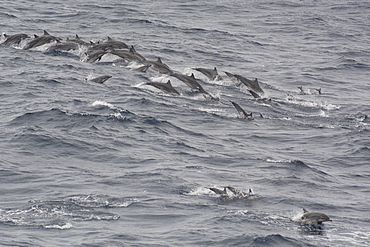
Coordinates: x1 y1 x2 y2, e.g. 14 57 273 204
44 222 73 230
91 100 117 110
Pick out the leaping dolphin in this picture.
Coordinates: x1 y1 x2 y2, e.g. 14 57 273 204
146 80 180 95
109 46 146 63
67 34 90 46
172 72 218 100
87 75 112 84
46 40 79 52
300 208 332 225
1 33 30 46
132 64 151 72
171 73 207 93
23 30 62 50
193 67 222 81
88 36 129 51
145 57 173 75
233 74 264 96
83 49 110 63
230 101 253 120
225 72 265 98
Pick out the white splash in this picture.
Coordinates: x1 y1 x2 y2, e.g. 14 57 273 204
44 222 73 229
91 100 117 110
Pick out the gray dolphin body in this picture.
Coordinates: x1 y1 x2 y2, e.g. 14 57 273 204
110 46 146 63
46 40 79 52
300 208 332 225
145 57 173 75
146 80 180 95
171 72 207 93
225 72 265 98
2 33 30 46
88 36 128 51
133 64 151 72
23 30 62 50
84 49 109 63
231 101 253 120
234 74 264 96
67 34 90 46
193 67 222 81
87 75 112 84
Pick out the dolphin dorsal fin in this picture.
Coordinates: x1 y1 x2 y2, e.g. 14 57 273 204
34 34 39 38
107 36 113 41
303 208 309 213
130 45 136 53
43 30 50 35
254 78 258 83
166 80 172 85
157 57 162 63
75 34 80 39
214 67 217 72
4 34 9 38
191 73 195 78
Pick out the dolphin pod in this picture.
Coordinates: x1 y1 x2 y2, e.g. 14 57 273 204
1 30 324 118
2 30 331 231
1 30 266 115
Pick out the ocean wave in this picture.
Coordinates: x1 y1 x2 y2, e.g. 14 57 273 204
0 194 129 229
250 234 316 247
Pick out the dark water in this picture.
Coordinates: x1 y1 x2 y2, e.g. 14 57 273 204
1 0 369 246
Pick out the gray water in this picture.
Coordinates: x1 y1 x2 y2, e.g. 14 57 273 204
1 0 370 246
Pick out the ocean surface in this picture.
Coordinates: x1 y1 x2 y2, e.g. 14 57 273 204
1 0 369 246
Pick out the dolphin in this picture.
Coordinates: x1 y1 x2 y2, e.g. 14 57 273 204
87 75 112 84
46 40 79 52
88 36 128 52
146 80 180 95
171 72 207 93
132 64 151 72
224 71 238 82
300 208 332 225
83 49 110 63
209 187 228 197
145 57 173 75
233 74 264 96
109 46 146 63
67 34 90 46
23 30 62 50
2 33 30 46
225 72 266 99
193 67 222 81
128 45 146 61
315 88 322 95
230 101 253 120
209 186 253 199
